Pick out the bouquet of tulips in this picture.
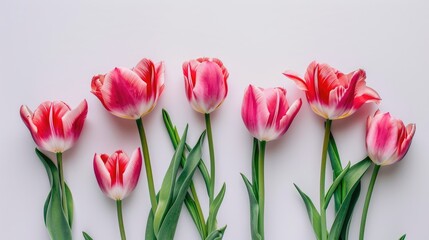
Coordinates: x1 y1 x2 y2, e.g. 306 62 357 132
20 57 415 240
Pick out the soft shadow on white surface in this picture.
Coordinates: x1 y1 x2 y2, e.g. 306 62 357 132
1 1 428 239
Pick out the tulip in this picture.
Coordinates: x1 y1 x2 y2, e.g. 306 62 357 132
91 58 165 120
94 148 142 240
241 85 302 142
20 100 88 153
366 110 416 166
240 84 301 239
283 61 381 120
360 111 415 240
183 57 229 114
93 148 143 200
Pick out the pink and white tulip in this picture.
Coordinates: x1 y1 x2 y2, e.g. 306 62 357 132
20 100 88 153
91 58 165 119
241 85 302 142
94 148 143 200
183 57 229 114
366 111 416 166
284 61 381 120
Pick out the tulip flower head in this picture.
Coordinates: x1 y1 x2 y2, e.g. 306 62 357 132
241 85 302 142
284 61 381 120
366 111 416 166
91 58 165 119
183 57 229 114
94 148 142 200
20 100 88 153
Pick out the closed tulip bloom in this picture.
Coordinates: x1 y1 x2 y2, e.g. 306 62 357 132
366 111 416 166
241 85 302 142
91 58 165 119
183 57 229 113
94 148 142 200
284 61 381 120
20 100 88 153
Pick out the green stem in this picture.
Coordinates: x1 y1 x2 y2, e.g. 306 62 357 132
258 141 266 239
56 152 68 222
359 164 380 240
116 200 127 240
136 118 158 213
320 120 332 240
205 113 216 204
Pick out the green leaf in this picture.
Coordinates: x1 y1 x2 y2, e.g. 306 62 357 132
162 109 211 194
145 210 157 240
340 183 361 240
157 131 206 240
82 231 94 240
324 162 351 209
399 234 406 240
43 190 52 225
184 194 205 239
207 183 227 234
153 126 188 233
205 226 227 240
64 183 74 227
35 149 72 240
328 158 371 240
241 174 262 240
328 132 344 212
294 184 322 240
251 138 259 196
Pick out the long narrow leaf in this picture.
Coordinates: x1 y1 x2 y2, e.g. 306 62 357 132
251 138 259 196
35 149 72 240
328 158 371 240
340 183 361 240
328 132 343 212
64 183 74 227
163 109 211 193
399 234 406 240
184 194 205 239
207 183 226 234
294 184 322 240
82 232 94 240
324 162 351 209
241 174 262 240
153 126 188 233
145 210 157 240
205 226 227 240
157 132 206 239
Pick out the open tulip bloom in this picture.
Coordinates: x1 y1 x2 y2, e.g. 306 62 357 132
93 149 143 240
91 58 164 216
359 111 416 240
180 57 229 238
285 61 382 240
241 84 301 240
20 100 88 240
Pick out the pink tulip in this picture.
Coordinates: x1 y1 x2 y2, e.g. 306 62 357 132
20 100 88 153
183 57 229 113
91 58 165 119
241 85 302 142
366 111 416 166
94 148 142 200
283 61 381 120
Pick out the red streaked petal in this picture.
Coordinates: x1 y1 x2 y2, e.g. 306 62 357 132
279 98 302 136
62 99 88 142
241 85 270 140
102 67 148 119
94 153 112 197
122 148 142 199
283 71 308 91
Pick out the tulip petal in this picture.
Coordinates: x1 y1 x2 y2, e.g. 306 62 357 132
102 67 148 119
279 98 302 136
241 85 270 140
283 71 308 91
192 61 226 113
62 99 88 142
94 154 112 197
122 148 142 199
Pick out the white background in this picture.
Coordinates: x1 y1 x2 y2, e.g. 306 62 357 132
1 1 428 239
